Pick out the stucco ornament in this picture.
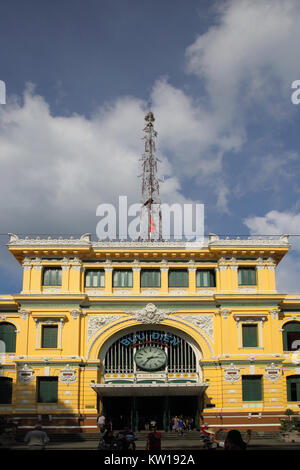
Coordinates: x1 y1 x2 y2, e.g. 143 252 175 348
87 315 127 342
224 363 241 383
59 364 77 385
174 315 214 342
18 364 35 384
124 303 176 324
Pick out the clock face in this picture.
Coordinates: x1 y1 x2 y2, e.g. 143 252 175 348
134 346 167 371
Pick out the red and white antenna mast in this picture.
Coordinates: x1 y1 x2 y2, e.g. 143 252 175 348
139 111 162 241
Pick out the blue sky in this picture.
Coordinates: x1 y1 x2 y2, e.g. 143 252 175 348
1 0 300 293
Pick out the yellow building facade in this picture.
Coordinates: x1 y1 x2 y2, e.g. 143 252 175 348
1 232 300 433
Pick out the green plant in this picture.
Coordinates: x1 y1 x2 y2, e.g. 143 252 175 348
280 409 300 432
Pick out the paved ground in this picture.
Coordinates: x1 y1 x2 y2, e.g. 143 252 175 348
2 437 300 451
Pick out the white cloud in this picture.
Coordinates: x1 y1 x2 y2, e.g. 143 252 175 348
244 209 300 292
186 0 300 119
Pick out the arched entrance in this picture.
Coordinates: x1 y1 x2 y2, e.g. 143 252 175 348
93 325 208 431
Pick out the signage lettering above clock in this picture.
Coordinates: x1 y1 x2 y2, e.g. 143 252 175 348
120 331 180 347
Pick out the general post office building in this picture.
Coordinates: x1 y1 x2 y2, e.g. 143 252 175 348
1 233 300 433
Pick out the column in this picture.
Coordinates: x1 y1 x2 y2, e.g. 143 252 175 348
104 262 113 294
256 264 266 292
160 260 169 294
31 257 42 293
22 258 32 293
132 263 141 294
69 257 83 293
230 259 238 291
188 264 196 294
62 257 70 292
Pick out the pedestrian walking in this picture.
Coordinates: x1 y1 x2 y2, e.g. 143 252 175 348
24 425 49 450
146 425 162 450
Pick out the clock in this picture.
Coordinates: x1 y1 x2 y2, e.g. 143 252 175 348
134 346 167 371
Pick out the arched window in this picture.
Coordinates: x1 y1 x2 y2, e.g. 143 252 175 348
282 321 300 351
0 377 13 404
0 322 16 353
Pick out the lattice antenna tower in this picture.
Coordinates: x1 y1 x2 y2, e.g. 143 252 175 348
139 111 162 241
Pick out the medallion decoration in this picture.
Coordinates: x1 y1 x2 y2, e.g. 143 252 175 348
224 363 241 383
124 303 176 324
18 364 35 384
264 363 281 382
59 364 77 384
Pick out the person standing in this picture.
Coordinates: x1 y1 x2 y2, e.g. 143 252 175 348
24 425 49 450
97 414 106 432
146 426 162 450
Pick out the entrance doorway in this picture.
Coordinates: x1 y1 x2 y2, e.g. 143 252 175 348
102 395 199 431
102 397 132 430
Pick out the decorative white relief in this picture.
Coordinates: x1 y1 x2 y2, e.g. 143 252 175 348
219 309 230 319
19 310 29 320
113 289 133 295
70 310 81 320
42 287 63 294
196 289 215 295
270 308 280 320
124 303 177 324
168 289 188 295
238 287 257 293
224 364 241 383
140 289 161 295
264 363 281 382
18 364 35 384
87 315 127 341
59 364 77 384
174 314 214 341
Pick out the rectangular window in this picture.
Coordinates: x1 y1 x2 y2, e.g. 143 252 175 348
113 270 133 288
168 270 189 288
196 270 216 287
0 378 13 404
41 325 58 348
140 270 161 288
37 377 58 403
287 376 300 402
43 268 62 286
238 268 256 286
242 324 258 347
242 375 262 401
85 270 105 288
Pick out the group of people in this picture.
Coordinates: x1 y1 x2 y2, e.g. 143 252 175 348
97 414 161 450
171 416 194 435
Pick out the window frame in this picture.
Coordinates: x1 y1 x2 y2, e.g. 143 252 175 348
238 267 257 286
112 269 133 288
287 375 300 402
85 269 105 288
0 377 13 404
0 322 17 353
196 269 216 288
168 269 189 288
242 375 263 402
140 269 161 288
42 267 62 287
41 324 58 349
37 377 58 404
242 323 259 348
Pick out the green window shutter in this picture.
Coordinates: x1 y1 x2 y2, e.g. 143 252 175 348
0 323 16 353
43 268 62 286
169 270 188 287
238 268 256 285
113 270 133 287
287 376 300 401
0 378 13 404
85 270 105 287
242 376 262 401
141 270 161 287
242 324 258 347
38 377 58 403
41 325 58 348
196 270 216 287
